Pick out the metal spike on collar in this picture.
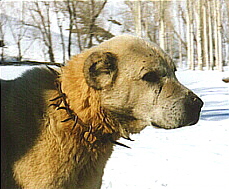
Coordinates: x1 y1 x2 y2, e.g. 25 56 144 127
123 136 134 141
110 139 131 149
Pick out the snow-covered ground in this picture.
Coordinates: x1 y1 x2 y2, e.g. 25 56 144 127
0 66 229 189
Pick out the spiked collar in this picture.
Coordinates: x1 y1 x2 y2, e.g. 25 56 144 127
47 66 133 149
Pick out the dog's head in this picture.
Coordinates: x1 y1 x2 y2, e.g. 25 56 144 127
83 35 203 133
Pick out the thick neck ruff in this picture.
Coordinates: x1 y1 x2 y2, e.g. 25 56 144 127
47 66 133 149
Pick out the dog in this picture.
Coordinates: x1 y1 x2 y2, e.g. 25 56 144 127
1 35 203 189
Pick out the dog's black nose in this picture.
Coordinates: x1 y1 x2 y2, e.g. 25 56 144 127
191 94 204 109
183 92 204 126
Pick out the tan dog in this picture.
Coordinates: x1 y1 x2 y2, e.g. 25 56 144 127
1 35 203 189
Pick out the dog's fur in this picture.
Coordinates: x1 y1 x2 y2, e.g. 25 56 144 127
1 35 203 189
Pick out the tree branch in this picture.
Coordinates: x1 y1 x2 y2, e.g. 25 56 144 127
0 61 63 67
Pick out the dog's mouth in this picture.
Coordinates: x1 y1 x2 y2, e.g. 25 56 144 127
151 117 200 130
150 122 178 130
151 122 188 130
151 122 163 129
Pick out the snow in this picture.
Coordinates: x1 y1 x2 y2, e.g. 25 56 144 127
0 66 229 189
0 66 36 80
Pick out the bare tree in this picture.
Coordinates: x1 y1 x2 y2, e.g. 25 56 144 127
216 0 223 71
0 4 8 61
134 0 142 37
87 0 108 48
56 0 81 58
1 2 35 62
8 2 28 61
203 0 209 70
54 1 66 64
1 0 228 70
26 2 55 62
196 0 203 70
177 3 183 68
159 0 166 50
213 0 219 70
186 0 195 70
60 0 112 56
208 0 214 70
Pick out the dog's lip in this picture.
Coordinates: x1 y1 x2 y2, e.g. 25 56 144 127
151 122 164 129
151 119 199 130
150 122 185 130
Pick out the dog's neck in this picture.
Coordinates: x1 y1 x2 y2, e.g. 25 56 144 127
47 60 132 150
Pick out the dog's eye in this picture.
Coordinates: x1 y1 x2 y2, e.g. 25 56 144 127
142 72 159 83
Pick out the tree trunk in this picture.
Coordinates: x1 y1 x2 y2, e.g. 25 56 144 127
54 2 66 64
71 1 82 52
178 4 182 68
216 0 223 71
196 0 203 71
134 0 142 37
203 0 209 70
31 2 55 63
159 0 166 50
88 0 95 48
87 0 107 48
186 0 191 69
186 0 195 70
208 0 214 70
67 0 73 58
213 0 219 70
46 4 55 63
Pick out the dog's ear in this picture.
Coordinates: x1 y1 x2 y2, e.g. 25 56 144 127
83 51 118 90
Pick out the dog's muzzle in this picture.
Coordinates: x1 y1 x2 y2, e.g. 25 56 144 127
151 92 204 129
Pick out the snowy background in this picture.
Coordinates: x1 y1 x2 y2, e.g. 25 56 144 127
0 66 228 189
